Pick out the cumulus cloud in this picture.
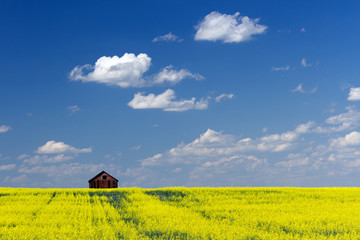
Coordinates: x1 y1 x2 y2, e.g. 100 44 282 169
271 65 290 71
141 122 314 167
314 106 360 133
152 32 182 42
70 53 201 88
348 88 360 101
36 141 92 154
153 65 204 85
70 53 150 87
330 131 360 147
268 107 360 174
190 154 266 181
215 93 234 102
0 164 16 171
119 105 360 185
128 89 209 111
0 125 11 133
194 11 267 43
290 130 360 173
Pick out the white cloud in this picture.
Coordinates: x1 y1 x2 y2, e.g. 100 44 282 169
190 154 266 180
295 121 315 134
11 174 27 183
173 167 182 173
17 154 30 160
142 154 164 167
36 141 92 154
301 28 306 32
23 154 74 165
70 53 201 88
202 155 244 168
301 58 311 67
271 65 290 71
141 122 313 167
348 88 360 101
128 105 360 184
128 89 209 111
0 125 11 133
67 105 80 113
269 107 360 174
275 153 309 168
153 65 204 85
130 145 142 151
215 93 234 102
70 53 150 87
19 163 106 177
291 84 317 94
330 131 360 147
152 32 182 42
291 131 360 172
0 164 16 171
291 84 305 93
194 11 267 43
314 106 360 133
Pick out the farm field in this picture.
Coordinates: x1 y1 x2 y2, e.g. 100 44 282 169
1 188 360 239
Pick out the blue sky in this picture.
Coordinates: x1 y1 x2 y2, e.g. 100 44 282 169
1 0 360 188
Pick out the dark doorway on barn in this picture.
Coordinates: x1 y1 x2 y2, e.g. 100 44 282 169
88 171 118 188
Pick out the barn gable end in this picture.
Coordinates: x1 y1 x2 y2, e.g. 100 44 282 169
88 171 118 188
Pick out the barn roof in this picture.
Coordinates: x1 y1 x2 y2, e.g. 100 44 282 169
88 171 118 183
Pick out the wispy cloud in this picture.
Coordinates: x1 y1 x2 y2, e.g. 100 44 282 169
131 145 142 151
153 65 204 85
291 84 317 94
271 65 290 71
194 11 267 43
67 105 80 114
128 89 209 111
301 58 311 67
70 53 201 88
19 163 107 178
275 153 309 169
215 93 234 102
301 27 306 32
152 32 182 42
0 164 16 171
23 154 74 165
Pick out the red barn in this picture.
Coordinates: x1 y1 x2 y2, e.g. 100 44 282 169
88 171 118 188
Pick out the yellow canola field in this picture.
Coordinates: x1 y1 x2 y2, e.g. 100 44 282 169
1 187 360 239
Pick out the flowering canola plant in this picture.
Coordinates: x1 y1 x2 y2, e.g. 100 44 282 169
1 187 360 239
